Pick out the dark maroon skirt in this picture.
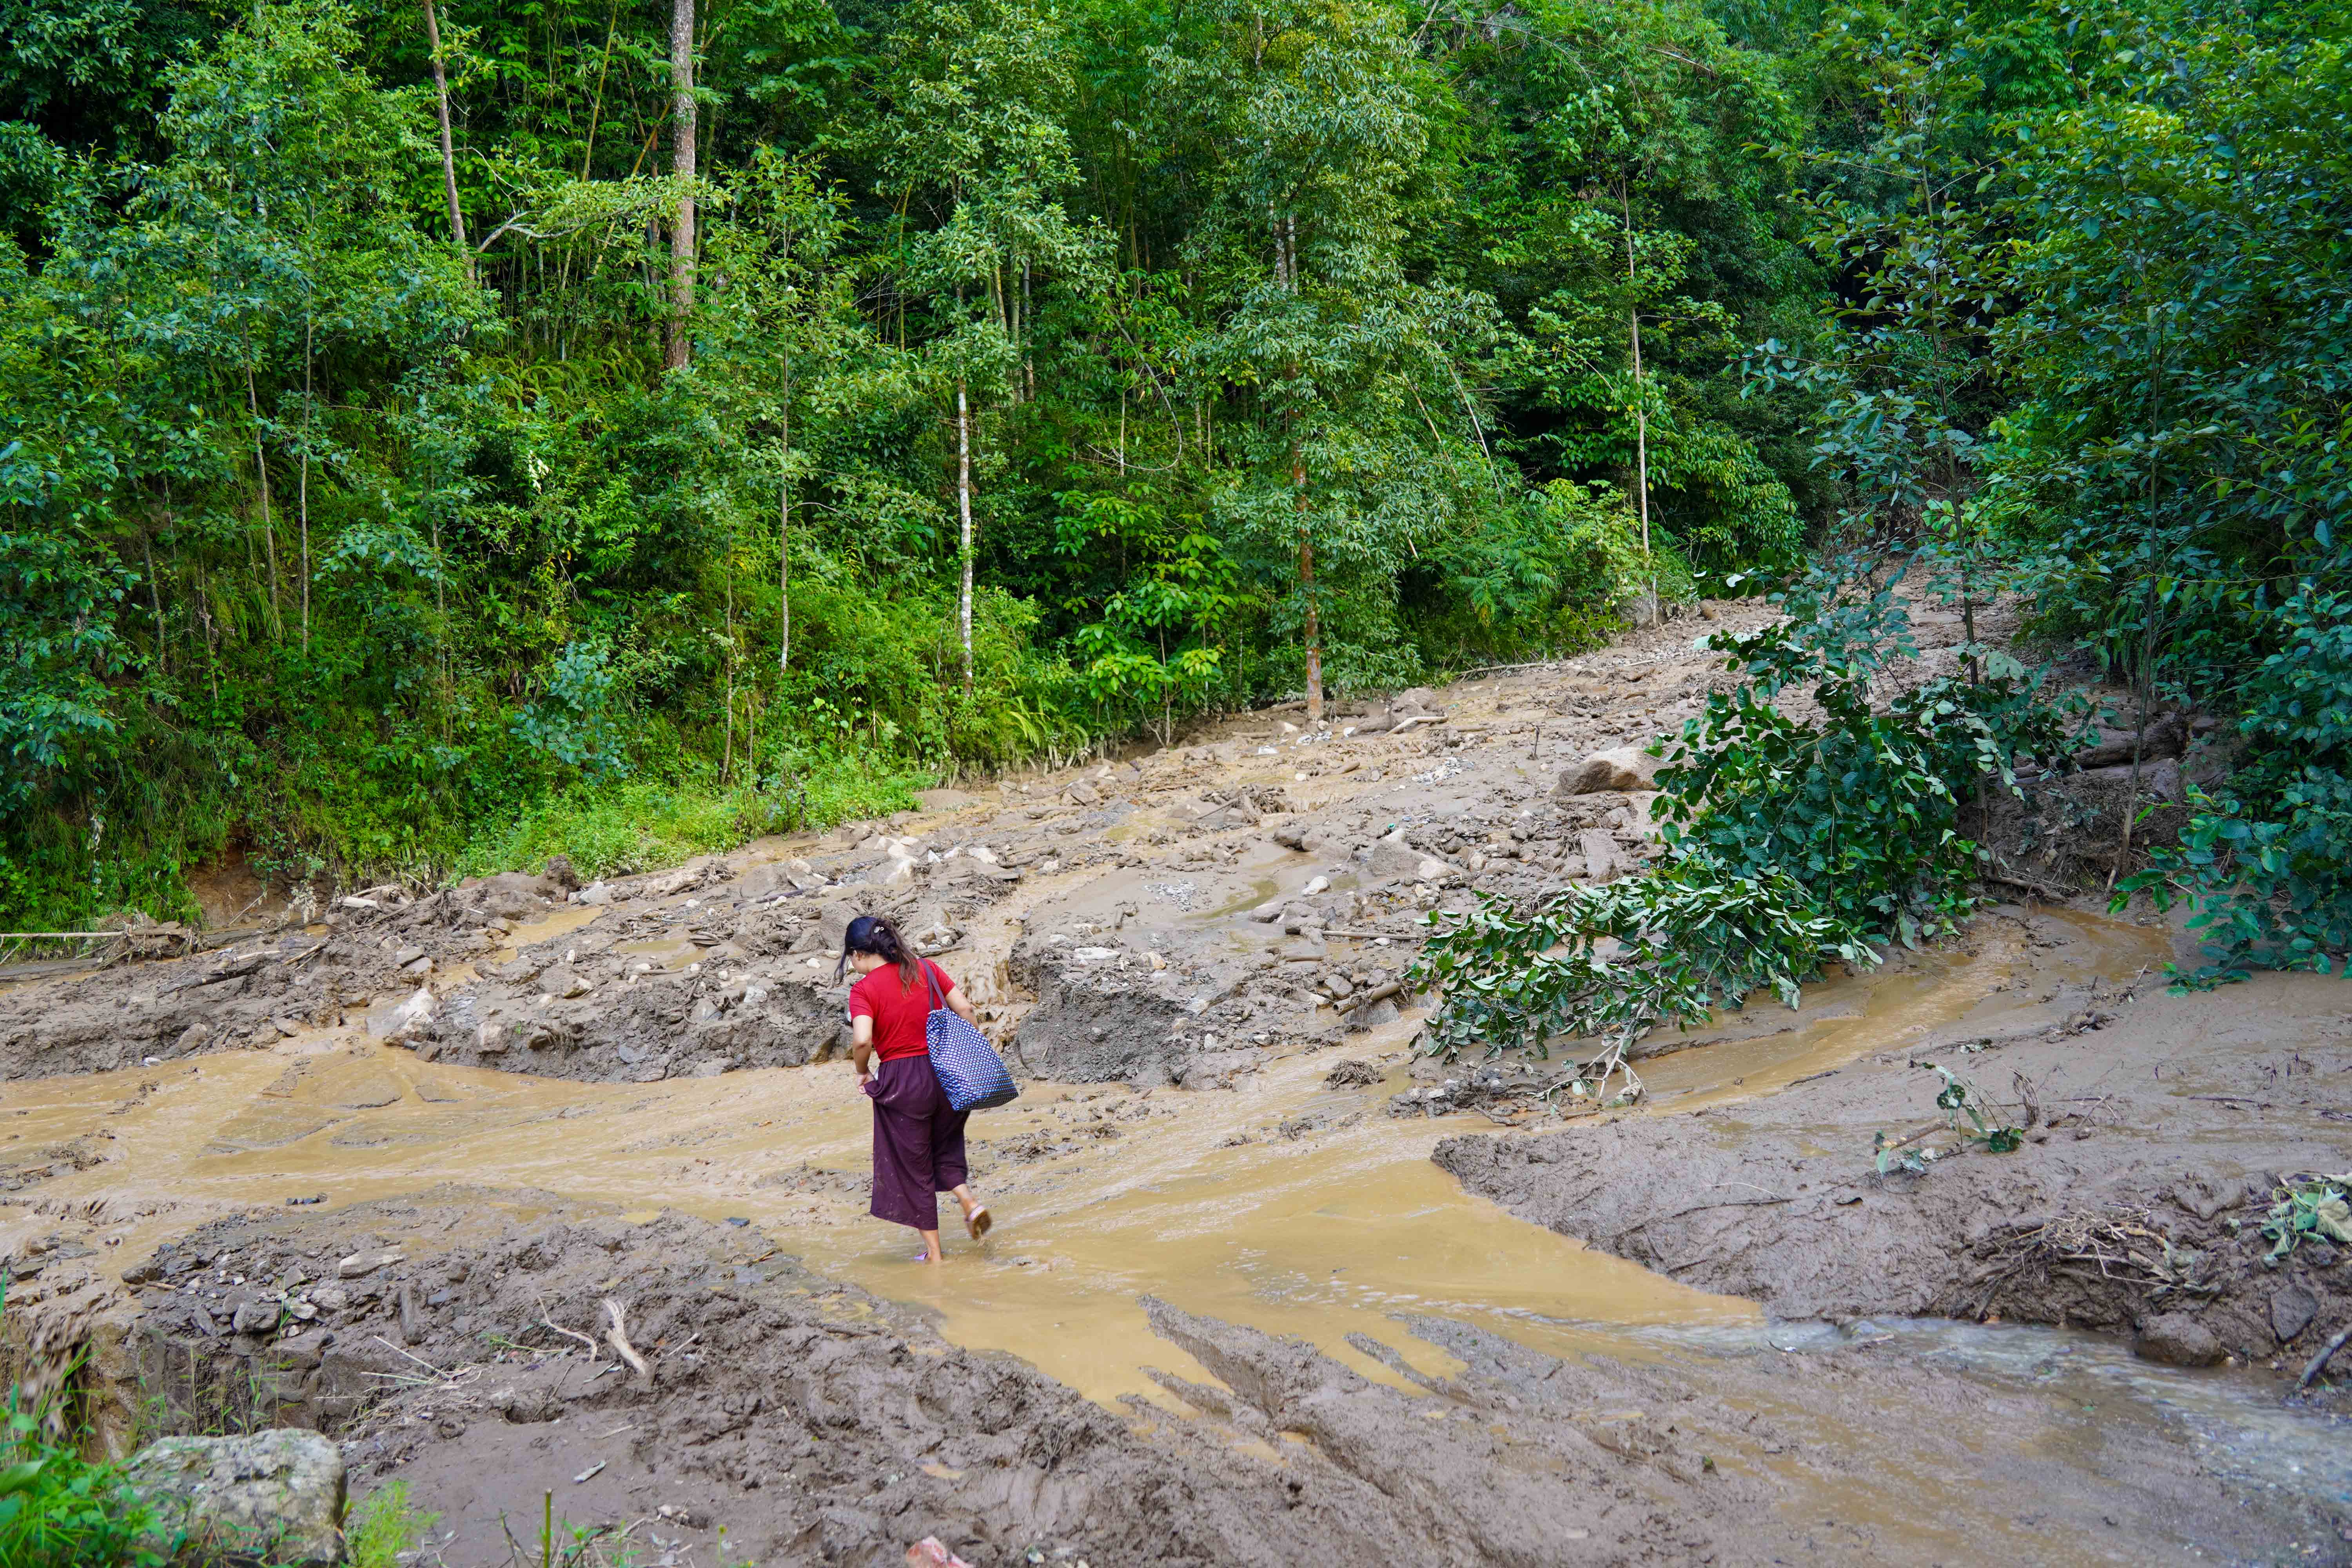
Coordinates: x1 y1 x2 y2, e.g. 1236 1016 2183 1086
862 1053 970 1230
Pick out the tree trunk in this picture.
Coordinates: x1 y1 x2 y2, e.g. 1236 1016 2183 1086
1294 433 1321 725
243 359 283 641
299 310 313 654
142 510 165 677
421 0 470 280
722 546 735 786
777 430 791 677
957 379 974 696
1622 189 1653 625
664 0 696 371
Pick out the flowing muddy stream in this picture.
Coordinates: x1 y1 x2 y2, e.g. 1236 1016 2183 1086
13 901 2325 1563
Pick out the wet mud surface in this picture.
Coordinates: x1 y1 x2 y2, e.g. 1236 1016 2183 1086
1436 916 2352 1374
4 595 2349 1563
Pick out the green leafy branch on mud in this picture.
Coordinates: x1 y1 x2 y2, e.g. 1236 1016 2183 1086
1872 1062 2025 1175
1409 869 1869 1105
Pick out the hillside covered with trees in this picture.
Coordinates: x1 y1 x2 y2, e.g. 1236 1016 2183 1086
3 0 2345 973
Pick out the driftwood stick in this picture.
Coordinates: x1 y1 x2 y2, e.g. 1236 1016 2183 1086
602 1297 650 1375
538 1299 601 1358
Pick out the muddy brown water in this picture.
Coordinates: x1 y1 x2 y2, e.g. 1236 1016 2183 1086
10 900 2320 1560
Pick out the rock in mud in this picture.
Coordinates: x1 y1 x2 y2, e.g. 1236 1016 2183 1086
2269 1282 2320 1344
1365 830 1452 884
2136 1311 2225 1367
458 868 572 919
127 1428 346 1566
1008 938 1194 1082
1578 828 1621 880
1557 745 1660 795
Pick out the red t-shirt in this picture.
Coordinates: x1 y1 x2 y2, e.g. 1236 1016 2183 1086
849 959 955 1061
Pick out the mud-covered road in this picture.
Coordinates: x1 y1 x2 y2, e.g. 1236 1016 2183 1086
3 597 2348 1565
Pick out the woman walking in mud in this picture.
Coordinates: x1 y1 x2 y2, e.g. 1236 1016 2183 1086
840 915 993 1263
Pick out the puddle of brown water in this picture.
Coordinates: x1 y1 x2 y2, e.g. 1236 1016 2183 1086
1627 908 2175 1117
0 1025 1738 1409
497 905 602 953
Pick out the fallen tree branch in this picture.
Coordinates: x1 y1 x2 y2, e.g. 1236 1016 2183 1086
2297 1323 2352 1392
1984 872 2075 902
1334 980 1404 1015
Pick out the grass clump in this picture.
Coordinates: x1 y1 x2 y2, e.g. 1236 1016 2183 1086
345 1480 436 1568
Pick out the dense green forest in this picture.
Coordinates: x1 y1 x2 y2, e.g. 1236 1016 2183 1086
2 0 2345 971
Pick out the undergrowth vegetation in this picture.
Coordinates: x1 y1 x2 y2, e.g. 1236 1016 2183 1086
0 1408 162 1568
1412 0 2352 1060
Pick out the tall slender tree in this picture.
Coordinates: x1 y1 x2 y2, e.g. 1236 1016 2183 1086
419 0 468 279
666 0 696 370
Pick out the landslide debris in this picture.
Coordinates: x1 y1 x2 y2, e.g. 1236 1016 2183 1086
109 1191 1818 1567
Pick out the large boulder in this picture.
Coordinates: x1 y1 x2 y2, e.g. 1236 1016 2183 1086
128 1429 346 1566
1556 746 1660 796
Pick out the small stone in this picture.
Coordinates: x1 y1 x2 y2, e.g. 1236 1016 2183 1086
1064 779 1102 806
337 1249 405 1280
1579 829 1619 881
2270 1281 2319 1343
2134 1312 2223 1367
1557 746 1660 796
392 946 427 968
1302 875 1330 896
230 1301 280 1334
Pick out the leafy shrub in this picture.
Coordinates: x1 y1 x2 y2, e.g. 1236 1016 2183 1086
1654 555 2071 947
1411 865 1872 1098
511 642 631 782
1413 552 2074 1066
0 1410 162 1568
2121 585 2352 985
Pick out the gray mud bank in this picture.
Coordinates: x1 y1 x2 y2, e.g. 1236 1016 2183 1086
1436 963 2352 1386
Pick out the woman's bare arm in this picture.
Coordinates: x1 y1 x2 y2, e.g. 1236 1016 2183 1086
851 1014 875 1076
946 987 980 1026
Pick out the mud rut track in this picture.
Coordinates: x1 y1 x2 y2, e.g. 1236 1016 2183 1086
3 592 2350 1565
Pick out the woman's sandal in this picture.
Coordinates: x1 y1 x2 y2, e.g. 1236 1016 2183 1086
965 1205 992 1241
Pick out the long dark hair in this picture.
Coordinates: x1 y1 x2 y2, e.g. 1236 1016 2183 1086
837 914 922 991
